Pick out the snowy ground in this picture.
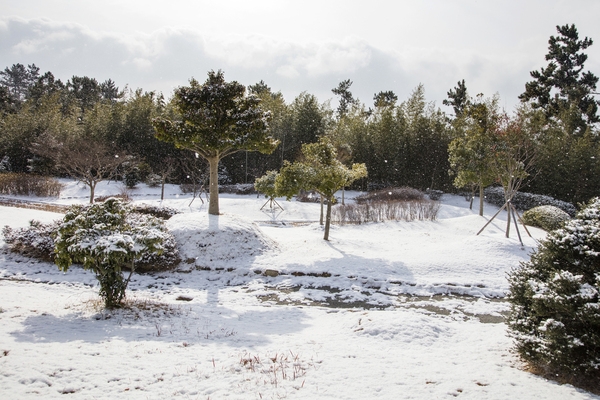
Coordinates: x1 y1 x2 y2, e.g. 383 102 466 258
0 180 598 399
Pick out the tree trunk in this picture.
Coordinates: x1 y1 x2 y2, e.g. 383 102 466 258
323 198 332 241
89 181 97 204
207 156 220 215
160 176 166 201
506 201 512 238
320 195 324 225
478 184 484 216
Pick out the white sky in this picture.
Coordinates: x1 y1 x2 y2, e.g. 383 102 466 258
2 0 600 111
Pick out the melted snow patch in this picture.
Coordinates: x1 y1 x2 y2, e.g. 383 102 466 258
167 212 277 270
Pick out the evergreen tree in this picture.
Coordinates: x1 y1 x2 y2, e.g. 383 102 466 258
286 92 330 161
153 70 277 215
519 24 599 135
443 79 469 118
448 95 500 215
332 79 356 119
0 63 40 105
373 90 398 108
67 76 103 113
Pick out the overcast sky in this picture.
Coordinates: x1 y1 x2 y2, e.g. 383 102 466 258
2 0 600 112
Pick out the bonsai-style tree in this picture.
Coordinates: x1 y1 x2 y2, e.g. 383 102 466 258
275 137 367 240
54 199 171 308
153 70 278 215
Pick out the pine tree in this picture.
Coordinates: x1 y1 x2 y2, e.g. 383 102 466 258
332 79 356 119
153 70 277 215
443 79 469 118
519 24 599 135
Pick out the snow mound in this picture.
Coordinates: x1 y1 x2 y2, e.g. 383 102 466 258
166 212 277 270
351 312 455 345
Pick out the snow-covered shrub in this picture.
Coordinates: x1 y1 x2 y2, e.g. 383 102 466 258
126 213 180 272
355 187 425 203
484 186 576 216
427 189 444 201
132 204 180 220
55 199 178 308
522 205 571 231
219 183 256 195
507 197 600 377
95 193 131 203
2 220 59 261
145 173 162 188
0 173 63 197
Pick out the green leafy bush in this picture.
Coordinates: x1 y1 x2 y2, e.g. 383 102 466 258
55 198 177 308
522 205 571 231
507 197 600 378
254 170 279 199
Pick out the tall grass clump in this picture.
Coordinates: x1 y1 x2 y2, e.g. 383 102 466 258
0 173 63 197
332 187 440 224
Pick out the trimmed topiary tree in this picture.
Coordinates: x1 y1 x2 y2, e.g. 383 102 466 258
54 198 173 308
507 197 600 379
522 205 571 231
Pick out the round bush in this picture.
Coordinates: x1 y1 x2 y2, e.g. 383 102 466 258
522 205 571 231
55 199 178 307
507 197 600 377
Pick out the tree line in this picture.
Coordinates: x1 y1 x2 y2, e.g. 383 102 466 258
0 24 598 205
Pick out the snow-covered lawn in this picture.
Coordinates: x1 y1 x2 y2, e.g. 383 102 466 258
0 180 597 399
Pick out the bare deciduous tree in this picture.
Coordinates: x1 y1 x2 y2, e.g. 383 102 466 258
32 132 125 203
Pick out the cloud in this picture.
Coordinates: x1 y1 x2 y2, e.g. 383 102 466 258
0 15 559 110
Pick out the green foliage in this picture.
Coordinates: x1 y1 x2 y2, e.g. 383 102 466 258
153 70 277 215
254 170 279 199
519 24 599 135
54 199 172 308
507 198 600 376
275 138 367 240
443 79 469 118
448 95 499 214
522 205 571 231
332 79 356 118
448 96 499 188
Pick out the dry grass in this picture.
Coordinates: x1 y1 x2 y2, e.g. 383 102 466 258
0 173 63 197
332 199 440 224
78 294 181 319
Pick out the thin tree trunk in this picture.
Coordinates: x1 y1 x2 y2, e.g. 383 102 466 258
207 156 220 215
478 184 484 216
324 199 332 241
89 181 97 204
320 195 324 225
